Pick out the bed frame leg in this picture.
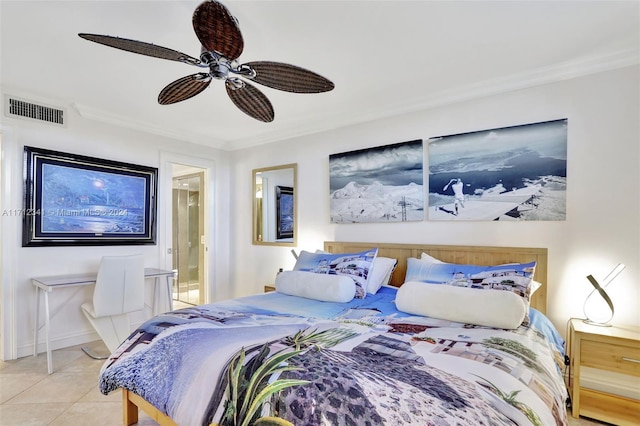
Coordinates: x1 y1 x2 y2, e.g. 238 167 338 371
122 389 139 425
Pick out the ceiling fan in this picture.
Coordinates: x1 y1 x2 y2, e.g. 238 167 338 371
78 0 334 122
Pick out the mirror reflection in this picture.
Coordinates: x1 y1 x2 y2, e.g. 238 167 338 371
253 164 297 246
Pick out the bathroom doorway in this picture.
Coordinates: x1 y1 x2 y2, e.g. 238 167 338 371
172 166 205 306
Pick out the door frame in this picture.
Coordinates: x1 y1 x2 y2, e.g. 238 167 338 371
159 151 215 304
172 171 205 305
0 126 19 360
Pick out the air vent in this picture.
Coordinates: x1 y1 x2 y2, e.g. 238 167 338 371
5 96 65 126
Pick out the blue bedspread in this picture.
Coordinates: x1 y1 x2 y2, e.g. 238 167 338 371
100 286 568 426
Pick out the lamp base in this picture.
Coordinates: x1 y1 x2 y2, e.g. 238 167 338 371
583 319 612 327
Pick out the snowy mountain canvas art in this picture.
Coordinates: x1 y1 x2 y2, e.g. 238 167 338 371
329 140 424 223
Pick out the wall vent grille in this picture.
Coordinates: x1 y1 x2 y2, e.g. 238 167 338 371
5 96 65 126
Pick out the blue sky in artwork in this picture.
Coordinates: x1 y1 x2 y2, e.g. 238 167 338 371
42 163 146 209
428 119 567 174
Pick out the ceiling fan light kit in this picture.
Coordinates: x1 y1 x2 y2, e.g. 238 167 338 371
79 0 334 122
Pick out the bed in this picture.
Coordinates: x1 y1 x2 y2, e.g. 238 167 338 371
101 242 567 426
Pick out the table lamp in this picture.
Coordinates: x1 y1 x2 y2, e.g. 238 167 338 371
583 263 625 326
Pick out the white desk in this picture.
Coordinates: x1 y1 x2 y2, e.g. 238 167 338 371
32 268 175 374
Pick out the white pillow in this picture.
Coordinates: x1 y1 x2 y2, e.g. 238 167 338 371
420 252 444 263
395 281 527 329
275 271 355 303
530 280 542 294
367 257 398 294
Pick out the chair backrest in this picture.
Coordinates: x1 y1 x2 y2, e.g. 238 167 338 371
92 254 145 318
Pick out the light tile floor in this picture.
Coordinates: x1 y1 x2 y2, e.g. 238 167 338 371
0 341 157 426
0 340 612 426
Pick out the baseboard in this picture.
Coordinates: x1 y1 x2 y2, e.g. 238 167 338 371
18 330 99 359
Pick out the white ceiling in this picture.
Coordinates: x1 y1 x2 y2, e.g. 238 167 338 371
1 1 638 151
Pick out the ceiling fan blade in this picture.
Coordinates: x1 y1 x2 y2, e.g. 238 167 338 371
225 79 274 122
244 61 334 93
193 0 243 60
78 33 201 65
158 73 212 105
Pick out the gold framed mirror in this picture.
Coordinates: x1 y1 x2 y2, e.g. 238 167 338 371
252 164 297 246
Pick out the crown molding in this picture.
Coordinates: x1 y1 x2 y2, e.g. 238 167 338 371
20 46 637 152
71 103 228 149
224 46 639 150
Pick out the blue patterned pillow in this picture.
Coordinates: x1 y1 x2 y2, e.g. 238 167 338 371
293 249 378 298
404 257 537 307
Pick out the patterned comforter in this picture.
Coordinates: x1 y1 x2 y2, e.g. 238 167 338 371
99 287 568 426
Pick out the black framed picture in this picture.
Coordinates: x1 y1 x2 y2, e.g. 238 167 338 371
275 185 293 240
22 146 158 246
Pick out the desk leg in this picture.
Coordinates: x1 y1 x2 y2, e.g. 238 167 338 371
152 277 161 316
44 291 53 374
151 275 174 315
33 287 40 357
165 275 173 312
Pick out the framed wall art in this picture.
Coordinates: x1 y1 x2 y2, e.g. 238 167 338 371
22 146 158 246
329 139 424 223
275 185 294 240
428 118 567 221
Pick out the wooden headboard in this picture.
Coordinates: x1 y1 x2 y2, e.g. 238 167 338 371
324 241 548 314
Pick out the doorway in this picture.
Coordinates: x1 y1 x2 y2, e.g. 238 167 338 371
172 167 205 306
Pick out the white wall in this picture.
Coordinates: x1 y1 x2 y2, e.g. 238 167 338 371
230 65 640 335
1 65 637 360
0 106 230 359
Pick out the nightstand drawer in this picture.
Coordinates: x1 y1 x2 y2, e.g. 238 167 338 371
581 340 640 376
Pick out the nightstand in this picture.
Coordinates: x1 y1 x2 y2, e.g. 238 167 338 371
567 318 640 425
264 285 275 293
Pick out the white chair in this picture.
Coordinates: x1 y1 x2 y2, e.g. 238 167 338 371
81 254 145 358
